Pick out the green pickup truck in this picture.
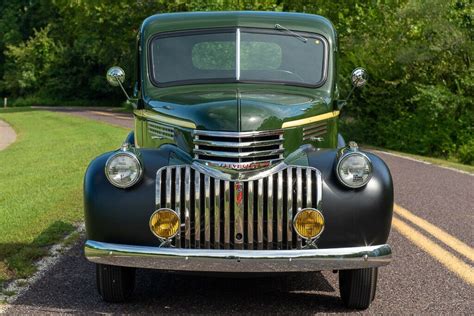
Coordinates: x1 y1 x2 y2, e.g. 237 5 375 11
84 11 393 310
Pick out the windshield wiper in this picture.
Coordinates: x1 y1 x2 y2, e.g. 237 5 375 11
275 24 307 43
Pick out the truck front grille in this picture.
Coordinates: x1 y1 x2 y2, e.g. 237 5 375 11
193 130 284 167
155 165 322 250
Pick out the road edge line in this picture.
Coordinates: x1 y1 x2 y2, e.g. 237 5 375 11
372 150 473 177
0 224 85 312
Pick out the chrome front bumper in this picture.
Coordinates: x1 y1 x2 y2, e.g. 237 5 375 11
85 240 392 273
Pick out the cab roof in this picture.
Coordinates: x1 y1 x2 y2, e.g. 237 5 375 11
140 11 336 45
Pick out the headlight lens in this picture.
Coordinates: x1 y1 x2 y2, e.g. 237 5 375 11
150 209 180 239
293 208 325 239
105 152 142 188
336 152 372 188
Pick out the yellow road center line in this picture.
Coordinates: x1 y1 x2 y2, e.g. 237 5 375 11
392 217 474 286
394 204 474 262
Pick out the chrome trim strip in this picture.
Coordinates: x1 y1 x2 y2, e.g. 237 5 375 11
287 167 293 249
194 170 201 248
224 181 231 248
267 174 273 250
248 181 254 249
306 169 312 208
296 168 303 249
277 171 283 249
204 175 211 248
156 168 162 207
236 28 240 80
234 182 244 249
184 166 191 248
194 148 284 158
165 167 172 209
214 179 221 249
175 166 182 248
194 129 284 137
85 241 392 273
194 138 283 148
257 178 264 250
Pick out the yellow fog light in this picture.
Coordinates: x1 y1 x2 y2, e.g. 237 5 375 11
293 208 325 239
149 208 180 239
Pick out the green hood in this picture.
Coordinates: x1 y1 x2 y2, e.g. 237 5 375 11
145 85 331 131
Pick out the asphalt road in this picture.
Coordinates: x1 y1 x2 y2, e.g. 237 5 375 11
5 109 473 314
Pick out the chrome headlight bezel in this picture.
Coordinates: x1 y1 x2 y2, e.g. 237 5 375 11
336 144 373 189
105 145 143 189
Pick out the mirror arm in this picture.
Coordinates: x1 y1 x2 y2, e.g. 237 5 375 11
337 85 356 110
114 77 131 101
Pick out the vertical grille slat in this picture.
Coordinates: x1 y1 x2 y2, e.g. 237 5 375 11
214 179 221 249
257 178 264 250
175 167 182 248
224 181 231 248
267 174 274 250
287 167 293 249
276 171 283 249
247 181 254 250
296 168 303 249
155 165 321 250
194 171 201 248
204 175 211 248
184 166 191 248
234 182 244 249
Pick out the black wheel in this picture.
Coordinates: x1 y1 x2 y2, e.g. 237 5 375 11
96 263 136 302
339 267 378 309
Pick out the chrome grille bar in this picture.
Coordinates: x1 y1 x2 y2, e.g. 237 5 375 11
214 179 221 249
247 181 254 249
193 130 284 167
204 175 211 249
194 170 201 248
267 174 273 250
155 165 322 250
184 166 191 248
257 178 264 250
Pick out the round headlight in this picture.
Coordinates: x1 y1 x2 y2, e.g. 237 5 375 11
105 152 142 188
150 208 180 239
336 152 372 188
293 208 325 240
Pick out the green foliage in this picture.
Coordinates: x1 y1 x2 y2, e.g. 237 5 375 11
0 0 472 164
0 109 127 282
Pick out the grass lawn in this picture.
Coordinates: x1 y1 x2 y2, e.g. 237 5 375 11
0 108 127 285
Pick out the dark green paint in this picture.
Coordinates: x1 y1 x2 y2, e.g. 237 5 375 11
135 11 339 154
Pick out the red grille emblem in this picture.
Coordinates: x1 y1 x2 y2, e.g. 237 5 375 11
236 182 243 205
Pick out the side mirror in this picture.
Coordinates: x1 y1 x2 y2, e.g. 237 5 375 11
351 67 368 88
106 66 125 87
106 66 130 100
337 67 368 110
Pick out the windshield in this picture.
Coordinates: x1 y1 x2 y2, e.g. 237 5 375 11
149 28 327 87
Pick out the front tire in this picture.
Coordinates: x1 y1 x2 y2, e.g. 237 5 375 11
96 263 136 302
339 268 378 309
